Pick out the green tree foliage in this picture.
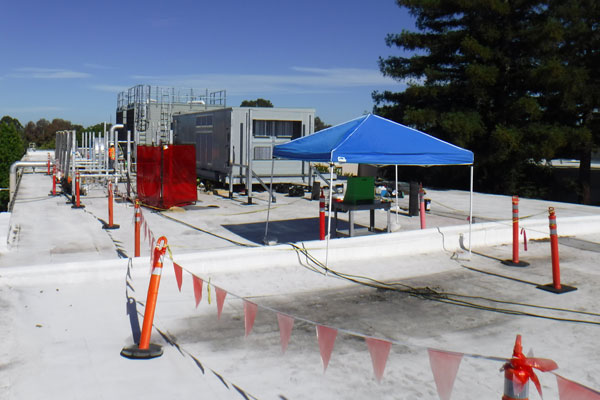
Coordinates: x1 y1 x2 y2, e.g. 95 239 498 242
537 0 600 203
373 0 595 198
22 118 83 149
240 98 274 107
83 122 112 132
0 119 25 211
1 116 24 133
314 116 332 132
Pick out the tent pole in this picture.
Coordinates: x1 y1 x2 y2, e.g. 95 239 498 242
263 153 275 245
469 165 473 258
325 163 334 270
395 164 399 224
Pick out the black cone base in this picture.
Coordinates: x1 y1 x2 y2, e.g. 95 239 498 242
103 224 120 230
537 283 577 294
71 204 85 209
501 260 530 267
120 343 163 359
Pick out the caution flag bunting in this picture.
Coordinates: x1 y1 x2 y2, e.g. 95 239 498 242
173 262 183 292
243 300 258 337
316 325 338 372
277 313 294 354
215 286 227 320
556 374 600 400
192 275 203 308
365 337 392 382
428 349 463 400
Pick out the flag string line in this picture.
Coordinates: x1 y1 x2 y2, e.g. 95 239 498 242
431 198 547 223
124 259 263 400
134 207 600 392
136 200 594 325
137 208 600 361
429 197 577 241
138 205 600 328
140 206 600 325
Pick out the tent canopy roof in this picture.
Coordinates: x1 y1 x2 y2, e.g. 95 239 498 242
273 114 474 166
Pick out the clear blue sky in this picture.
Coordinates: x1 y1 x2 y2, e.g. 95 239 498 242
0 0 416 127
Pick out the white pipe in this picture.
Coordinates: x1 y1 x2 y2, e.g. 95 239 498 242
109 124 124 148
9 161 52 201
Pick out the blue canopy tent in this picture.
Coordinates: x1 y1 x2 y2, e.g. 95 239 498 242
273 113 474 166
267 114 475 261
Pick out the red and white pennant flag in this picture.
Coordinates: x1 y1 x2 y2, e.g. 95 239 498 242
316 325 338 372
556 374 600 400
243 300 258 337
215 286 227 320
277 313 294 354
428 349 463 400
173 262 183 292
192 275 203 307
365 337 392 382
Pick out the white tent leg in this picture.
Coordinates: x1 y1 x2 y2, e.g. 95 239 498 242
263 155 275 245
469 165 473 258
395 165 399 224
325 164 334 270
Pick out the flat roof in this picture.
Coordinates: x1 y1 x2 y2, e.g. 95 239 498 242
2 150 600 398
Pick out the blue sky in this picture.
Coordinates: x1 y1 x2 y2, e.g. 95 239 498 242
0 0 415 127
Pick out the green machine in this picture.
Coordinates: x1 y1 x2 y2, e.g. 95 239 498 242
343 176 375 205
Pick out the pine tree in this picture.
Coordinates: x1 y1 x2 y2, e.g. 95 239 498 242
538 0 600 204
373 0 563 195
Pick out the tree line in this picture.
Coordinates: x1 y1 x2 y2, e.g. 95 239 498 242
0 116 107 211
373 0 599 204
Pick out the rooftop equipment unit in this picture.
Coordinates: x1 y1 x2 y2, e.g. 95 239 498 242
172 107 315 186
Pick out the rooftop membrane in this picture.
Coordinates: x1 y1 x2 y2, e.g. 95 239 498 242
2 150 600 399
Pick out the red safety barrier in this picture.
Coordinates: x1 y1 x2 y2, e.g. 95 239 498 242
103 180 120 230
419 184 426 229
501 335 557 400
71 172 84 209
502 196 529 267
121 236 168 359
537 207 577 294
137 145 197 209
134 199 141 257
319 189 325 240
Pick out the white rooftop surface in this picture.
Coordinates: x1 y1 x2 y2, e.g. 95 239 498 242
2 150 600 399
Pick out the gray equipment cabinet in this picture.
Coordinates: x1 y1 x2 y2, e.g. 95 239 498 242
173 107 315 186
